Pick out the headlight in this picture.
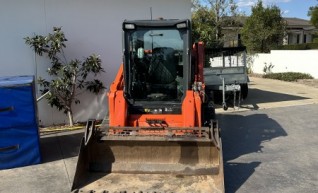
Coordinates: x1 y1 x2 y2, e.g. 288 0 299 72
124 24 135 30
176 22 187 29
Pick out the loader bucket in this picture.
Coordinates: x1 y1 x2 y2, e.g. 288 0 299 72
72 124 224 193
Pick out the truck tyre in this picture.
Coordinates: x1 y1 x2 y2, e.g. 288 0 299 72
241 83 248 99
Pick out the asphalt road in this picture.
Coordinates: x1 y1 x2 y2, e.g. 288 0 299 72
0 77 318 193
218 77 318 193
220 104 318 193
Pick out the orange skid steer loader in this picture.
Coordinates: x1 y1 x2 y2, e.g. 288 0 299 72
71 19 224 193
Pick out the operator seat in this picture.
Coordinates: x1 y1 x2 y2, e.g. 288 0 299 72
148 47 178 97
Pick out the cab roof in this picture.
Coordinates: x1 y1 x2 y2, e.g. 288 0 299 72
123 19 190 28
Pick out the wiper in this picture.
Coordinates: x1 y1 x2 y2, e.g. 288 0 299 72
149 33 163 36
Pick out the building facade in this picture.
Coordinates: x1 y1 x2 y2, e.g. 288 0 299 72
0 0 192 126
284 17 317 45
222 17 317 47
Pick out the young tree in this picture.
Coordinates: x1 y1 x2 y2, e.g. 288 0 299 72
206 0 237 40
191 0 239 47
308 5 318 28
241 1 285 53
25 27 105 126
192 6 220 47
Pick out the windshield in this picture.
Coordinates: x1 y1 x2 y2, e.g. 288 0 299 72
126 28 185 101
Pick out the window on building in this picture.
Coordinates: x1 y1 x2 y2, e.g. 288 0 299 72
288 34 292 44
237 34 241 46
296 34 300 44
304 34 307 43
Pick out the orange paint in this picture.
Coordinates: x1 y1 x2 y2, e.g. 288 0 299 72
108 43 205 133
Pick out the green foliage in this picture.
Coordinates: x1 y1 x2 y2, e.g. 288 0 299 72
241 0 285 53
263 62 274 74
245 54 255 74
25 27 105 126
191 0 239 48
308 5 318 28
312 33 318 43
263 72 313 82
275 43 318 50
192 7 221 47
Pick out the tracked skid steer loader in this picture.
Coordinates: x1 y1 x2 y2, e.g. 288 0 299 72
72 19 224 193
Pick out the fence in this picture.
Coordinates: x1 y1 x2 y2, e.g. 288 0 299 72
249 50 318 78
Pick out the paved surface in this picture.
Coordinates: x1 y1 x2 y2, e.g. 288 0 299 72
0 131 83 193
216 77 318 113
220 105 318 193
1 77 318 193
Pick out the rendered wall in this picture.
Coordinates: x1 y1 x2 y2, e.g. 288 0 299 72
0 0 191 126
250 50 318 78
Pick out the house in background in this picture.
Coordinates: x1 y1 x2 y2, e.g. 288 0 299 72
222 17 318 47
222 16 246 47
283 17 318 45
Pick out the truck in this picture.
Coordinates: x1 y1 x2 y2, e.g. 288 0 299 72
204 46 249 110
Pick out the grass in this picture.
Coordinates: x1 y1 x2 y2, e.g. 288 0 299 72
39 120 104 134
263 72 314 82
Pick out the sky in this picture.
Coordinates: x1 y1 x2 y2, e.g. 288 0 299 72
235 0 317 20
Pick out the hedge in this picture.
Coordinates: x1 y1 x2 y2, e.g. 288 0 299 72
263 72 314 82
275 43 318 50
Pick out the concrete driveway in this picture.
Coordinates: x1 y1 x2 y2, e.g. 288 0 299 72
220 104 318 193
217 77 318 193
0 77 318 193
0 130 83 193
216 77 318 112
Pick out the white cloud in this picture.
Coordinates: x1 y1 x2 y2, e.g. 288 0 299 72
282 9 290 15
236 0 292 7
237 0 255 7
264 0 292 4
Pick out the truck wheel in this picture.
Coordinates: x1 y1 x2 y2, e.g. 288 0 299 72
222 103 228 111
240 83 248 99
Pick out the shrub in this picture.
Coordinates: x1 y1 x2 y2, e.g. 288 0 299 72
25 27 105 126
263 72 314 82
263 62 274 74
275 43 318 50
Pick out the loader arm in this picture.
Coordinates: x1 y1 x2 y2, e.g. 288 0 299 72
109 64 124 92
108 64 127 126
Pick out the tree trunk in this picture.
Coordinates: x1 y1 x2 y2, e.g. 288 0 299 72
67 73 77 127
68 109 74 127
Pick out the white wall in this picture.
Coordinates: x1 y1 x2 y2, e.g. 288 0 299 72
0 0 191 126
250 50 318 78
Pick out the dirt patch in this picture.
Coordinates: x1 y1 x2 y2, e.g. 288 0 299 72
249 73 263 78
296 79 318 89
78 173 222 193
249 74 318 89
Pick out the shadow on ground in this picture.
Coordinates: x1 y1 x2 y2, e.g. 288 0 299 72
246 88 309 106
218 113 287 193
214 88 310 110
39 107 290 192
40 131 83 163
